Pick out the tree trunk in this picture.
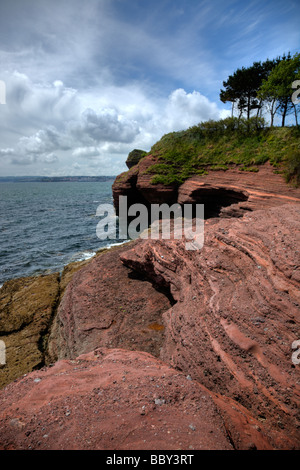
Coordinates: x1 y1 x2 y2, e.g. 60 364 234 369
281 98 289 127
293 103 299 126
247 95 251 120
282 106 287 127
270 100 276 127
238 102 243 120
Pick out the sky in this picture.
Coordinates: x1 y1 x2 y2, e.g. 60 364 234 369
0 0 299 176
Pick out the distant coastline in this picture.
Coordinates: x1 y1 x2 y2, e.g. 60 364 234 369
0 176 116 183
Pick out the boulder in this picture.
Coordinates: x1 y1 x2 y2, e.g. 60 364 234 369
126 149 147 169
0 348 272 450
46 242 172 362
0 258 91 389
0 273 60 389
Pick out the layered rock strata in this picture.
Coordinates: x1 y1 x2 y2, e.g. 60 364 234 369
112 157 300 217
119 204 300 449
8 202 296 450
0 162 299 450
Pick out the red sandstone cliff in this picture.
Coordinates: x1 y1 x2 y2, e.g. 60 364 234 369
0 160 300 450
112 155 300 217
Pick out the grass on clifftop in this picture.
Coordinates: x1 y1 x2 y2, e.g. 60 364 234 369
142 117 300 186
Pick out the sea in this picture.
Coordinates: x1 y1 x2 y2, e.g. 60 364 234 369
0 180 126 286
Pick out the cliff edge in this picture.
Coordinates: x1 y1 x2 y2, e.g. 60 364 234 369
0 135 300 449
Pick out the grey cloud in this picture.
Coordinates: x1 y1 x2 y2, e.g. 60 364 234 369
72 147 100 159
0 148 14 156
0 73 141 170
43 153 58 164
0 75 227 175
17 126 71 156
11 154 38 165
71 108 140 144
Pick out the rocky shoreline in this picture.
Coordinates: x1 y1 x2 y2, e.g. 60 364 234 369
0 163 300 450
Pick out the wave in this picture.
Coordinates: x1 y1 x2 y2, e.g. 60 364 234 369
68 240 131 262
69 250 97 263
106 240 131 249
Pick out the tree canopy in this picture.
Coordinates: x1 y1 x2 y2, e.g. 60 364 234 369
258 53 300 126
220 53 300 127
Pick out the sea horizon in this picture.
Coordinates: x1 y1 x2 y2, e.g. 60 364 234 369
0 180 122 286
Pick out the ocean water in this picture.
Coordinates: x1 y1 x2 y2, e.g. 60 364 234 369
0 180 123 285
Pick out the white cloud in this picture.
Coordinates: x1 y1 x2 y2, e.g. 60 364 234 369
6 71 78 122
164 88 220 131
0 71 230 175
72 146 100 159
1 0 299 178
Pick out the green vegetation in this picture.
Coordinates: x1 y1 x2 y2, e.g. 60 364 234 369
220 58 277 120
284 148 300 186
239 166 259 172
221 52 300 127
122 51 300 187
258 53 300 127
126 149 147 169
143 117 300 186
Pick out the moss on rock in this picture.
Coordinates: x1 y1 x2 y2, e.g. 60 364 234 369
126 149 147 169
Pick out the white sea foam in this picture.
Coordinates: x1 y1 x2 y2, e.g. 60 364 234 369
68 240 131 264
70 251 96 263
106 240 131 249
